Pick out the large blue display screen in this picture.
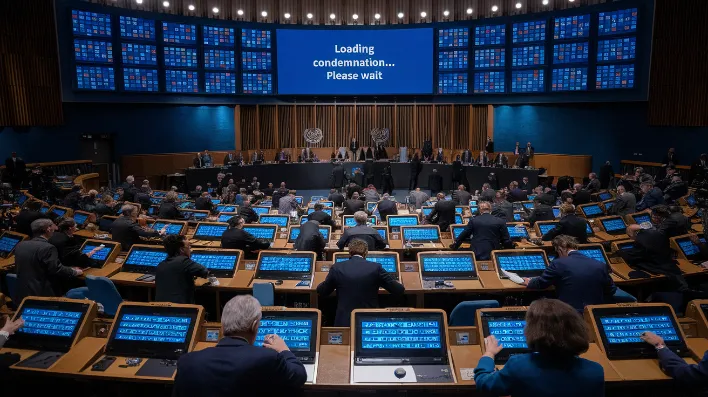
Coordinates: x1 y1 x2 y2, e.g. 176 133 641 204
255 319 312 350
18 308 82 338
276 28 433 95
488 319 527 348
115 314 191 343
259 254 312 272
360 320 441 349
600 315 678 344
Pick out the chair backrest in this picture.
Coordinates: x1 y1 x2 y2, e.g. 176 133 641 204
85 275 123 316
252 282 274 306
449 300 500 326
5 273 17 303
65 287 89 300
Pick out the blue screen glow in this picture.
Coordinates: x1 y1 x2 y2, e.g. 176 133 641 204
582 204 603 216
81 244 111 261
52 208 67 217
360 319 441 349
474 48 505 68
73 212 89 225
0 236 21 255
598 37 636 62
632 214 651 224
195 224 228 237
552 67 588 91
438 28 469 48
437 73 468 94
242 51 272 71
602 218 626 232
72 10 111 37
402 227 440 241
164 47 198 68
76 65 115 90
125 249 167 267
474 24 506 46
217 213 236 222
162 22 196 44
598 8 638 36
115 314 191 343
513 20 546 43
377 228 387 240
538 223 557 236
677 238 706 258
123 68 158 92
255 319 311 350
512 69 545 93
422 256 474 273
242 226 276 240
74 39 113 63
205 49 235 70
259 255 312 272
121 43 157 65
600 315 678 344
497 254 546 271
259 216 289 227
554 15 591 39
119 16 155 40
512 45 545 67
488 319 527 348
215 205 237 213
252 207 271 216
165 70 199 93
507 225 530 238
242 73 273 94
438 50 468 70
191 253 239 271
474 71 505 93
578 248 607 264
151 222 184 235
18 308 81 338
388 216 418 227
242 29 272 49
596 64 635 89
203 26 235 46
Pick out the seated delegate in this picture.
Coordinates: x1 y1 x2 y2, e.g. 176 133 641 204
641 331 708 388
542 203 588 243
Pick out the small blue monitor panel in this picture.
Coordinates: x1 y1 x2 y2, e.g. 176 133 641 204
454 207 464 215
165 70 199 93
523 202 535 210
473 71 505 94
602 218 626 234
366 202 377 212
253 207 271 216
205 49 236 70
243 226 277 241
124 247 168 272
211 199 221 205
123 68 159 92
216 205 237 213
474 24 506 46
205 72 236 94
470 206 479 215
295 197 303 204
242 29 272 49
52 208 67 217
40 206 50 214
538 223 557 236
72 10 111 37
437 73 468 94
76 65 115 91
164 47 198 68
422 207 433 216
203 26 235 47
553 207 561 217
258 253 313 276
150 222 184 236
581 204 603 217
598 8 638 36
288 226 330 242
122 43 157 65
598 37 637 62
259 215 289 228
12 300 90 352
344 216 376 227
512 45 545 67
218 213 237 223
194 224 228 240
438 28 469 48
455 214 463 224
553 14 591 39
438 50 468 70
73 212 89 226
113 193 121 200
365 254 398 275
162 22 196 44
617 242 634 250
548 254 557 261
119 16 155 40
151 197 164 204
179 202 194 209
675 236 707 260
242 51 272 71
553 42 589 64
511 69 545 93
420 254 475 278
242 73 273 95
451 226 465 240
507 225 530 239
81 243 112 263
551 67 588 91
473 48 505 69
74 39 113 63
388 216 419 228
402 227 440 242
17 194 28 206
357 314 444 352
191 252 239 277
255 317 313 351
586 222 594 235
596 64 635 90
0 234 22 258
310 196 326 202
495 252 547 277
631 213 651 225
599 192 613 201
191 212 209 221
512 20 546 43
578 247 607 264
513 212 523 221
527 195 537 201
480 311 529 363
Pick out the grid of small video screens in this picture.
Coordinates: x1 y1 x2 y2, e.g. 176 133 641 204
553 42 589 64
121 43 156 66
437 73 468 94
242 73 272 95
474 24 506 46
512 45 545 67
242 28 272 49
72 10 114 91
596 64 635 89
204 26 235 46
240 29 272 94
163 22 196 44
166 70 199 93
202 48 236 70
439 50 468 70
551 67 587 91
164 47 198 68
474 48 505 69
205 72 237 94
438 28 469 48
553 14 591 39
474 71 505 94
598 8 638 36
512 20 546 43
76 65 115 90
242 51 271 71
597 37 636 62
512 69 544 93
123 68 159 92
119 16 155 40
74 39 113 63
72 10 111 37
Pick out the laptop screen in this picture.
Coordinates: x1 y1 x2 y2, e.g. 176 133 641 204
538 223 557 236
388 216 419 228
81 243 115 266
335 254 398 275
52 207 67 217
553 207 561 218
217 213 237 223
675 236 707 260
631 213 651 225
215 205 238 213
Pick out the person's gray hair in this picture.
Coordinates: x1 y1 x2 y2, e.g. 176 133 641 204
382 193 390 199
31 218 54 237
126 175 135 184
121 204 136 217
222 295 262 336
354 211 368 225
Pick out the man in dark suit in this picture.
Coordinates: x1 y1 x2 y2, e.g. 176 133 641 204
272 182 289 209
571 184 592 206
94 195 117 218
641 332 708 387
599 161 614 189
331 163 346 189
542 204 588 243
49 218 102 269
5 152 26 189
461 149 474 165
422 137 433 160
317 239 405 327
519 177 531 192
155 235 209 304
336 211 386 250
221 216 270 258
493 152 508 167
110 205 163 251
239 197 261 224
173 295 307 397
636 181 665 211
451 201 513 260
346 182 363 200
191 152 201 168
158 192 180 219
409 153 422 190
14 200 49 236
526 198 556 227
524 235 616 312
479 183 496 203
608 185 636 216
435 148 445 163
652 205 690 238
307 203 335 228
293 221 326 257
223 152 235 165
663 176 688 204
426 193 456 232
327 188 345 207
525 142 535 157
14 219 83 304
195 192 214 212
585 173 601 194
477 151 490 167
662 147 679 166
343 192 366 215
428 169 443 196
349 137 359 160
485 136 494 153
619 225 687 292
507 181 527 202
376 194 398 222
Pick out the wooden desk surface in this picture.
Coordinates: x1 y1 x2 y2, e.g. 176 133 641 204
316 345 351 385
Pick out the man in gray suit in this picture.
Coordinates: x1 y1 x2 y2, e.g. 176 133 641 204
609 185 636 216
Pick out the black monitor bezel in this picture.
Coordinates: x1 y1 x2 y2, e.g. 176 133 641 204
8 299 91 353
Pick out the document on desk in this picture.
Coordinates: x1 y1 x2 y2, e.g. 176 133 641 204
501 269 525 285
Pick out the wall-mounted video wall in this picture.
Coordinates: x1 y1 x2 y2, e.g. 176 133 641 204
57 0 652 104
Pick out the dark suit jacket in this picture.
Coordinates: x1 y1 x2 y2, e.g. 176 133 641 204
239 205 259 224
637 187 665 211
453 190 472 206
585 179 601 194
195 196 214 212
657 348 708 387
343 199 366 215
220 228 270 257
453 213 513 260
293 221 326 255
336 225 386 250
155 255 209 304
332 166 346 187
542 215 588 243
427 200 456 232
93 203 115 218
63 191 82 210
618 229 687 290
307 210 335 228
5 157 26 178
572 189 592 205
48 232 96 268
658 212 690 238
480 189 496 203
14 210 48 236
527 251 616 312
461 151 474 164
508 188 527 203
158 202 180 219
376 199 398 222
428 174 443 192
14 237 77 303
317 256 405 326
327 192 345 207
662 153 679 166
110 216 160 251
174 337 307 397
527 204 556 226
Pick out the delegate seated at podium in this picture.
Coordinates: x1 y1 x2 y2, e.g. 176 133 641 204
450 201 513 260
541 204 589 243
221 216 271 258
641 331 708 388
155 235 210 305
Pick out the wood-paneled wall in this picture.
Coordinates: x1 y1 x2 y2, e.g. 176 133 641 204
0 0 63 126
236 104 489 151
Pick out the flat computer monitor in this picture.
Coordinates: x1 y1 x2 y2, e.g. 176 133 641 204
252 206 271 217
73 211 91 227
300 216 308 225
310 196 326 202
179 201 195 209
258 215 290 228
536 221 558 237
211 198 221 205
553 207 561 218
580 204 604 218
295 196 303 205
615 241 635 251
16 192 28 206
147 206 158 216
105 304 201 360
288 225 331 243
506 224 529 240
307 207 333 217
450 225 466 241
401 226 441 243
455 214 463 224
242 225 278 242
469 200 477 207
193 223 229 241
179 210 209 221
150 197 163 205
255 251 315 280
372 226 388 243
478 310 529 364
604 201 615 212
493 250 548 278
630 213 652 225
577 244 610 265
522 202 534 210
260 200 273 207
419 252 476 280
455 206 464 215
591 305 688 359
513 212 523 222
215 204 238 213
674 235 707 261
343 215 376 227
8 298 92 352
469 206 479 216
333 252 399 279
421 206 434 217
255 310 319 364
122 245 168 273
367 202 378 212
217 212 238 223
152 191 167 198
586 221 595 236
0 231 25 259
79 240 120 267
387 215 419 232
51 206 69 218
191 249 241 278
600 217 627 235
598 192 613 201
686 195 696 207
150 220 187 236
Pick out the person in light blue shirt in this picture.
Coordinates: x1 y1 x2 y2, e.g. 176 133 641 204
474 299 605 397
